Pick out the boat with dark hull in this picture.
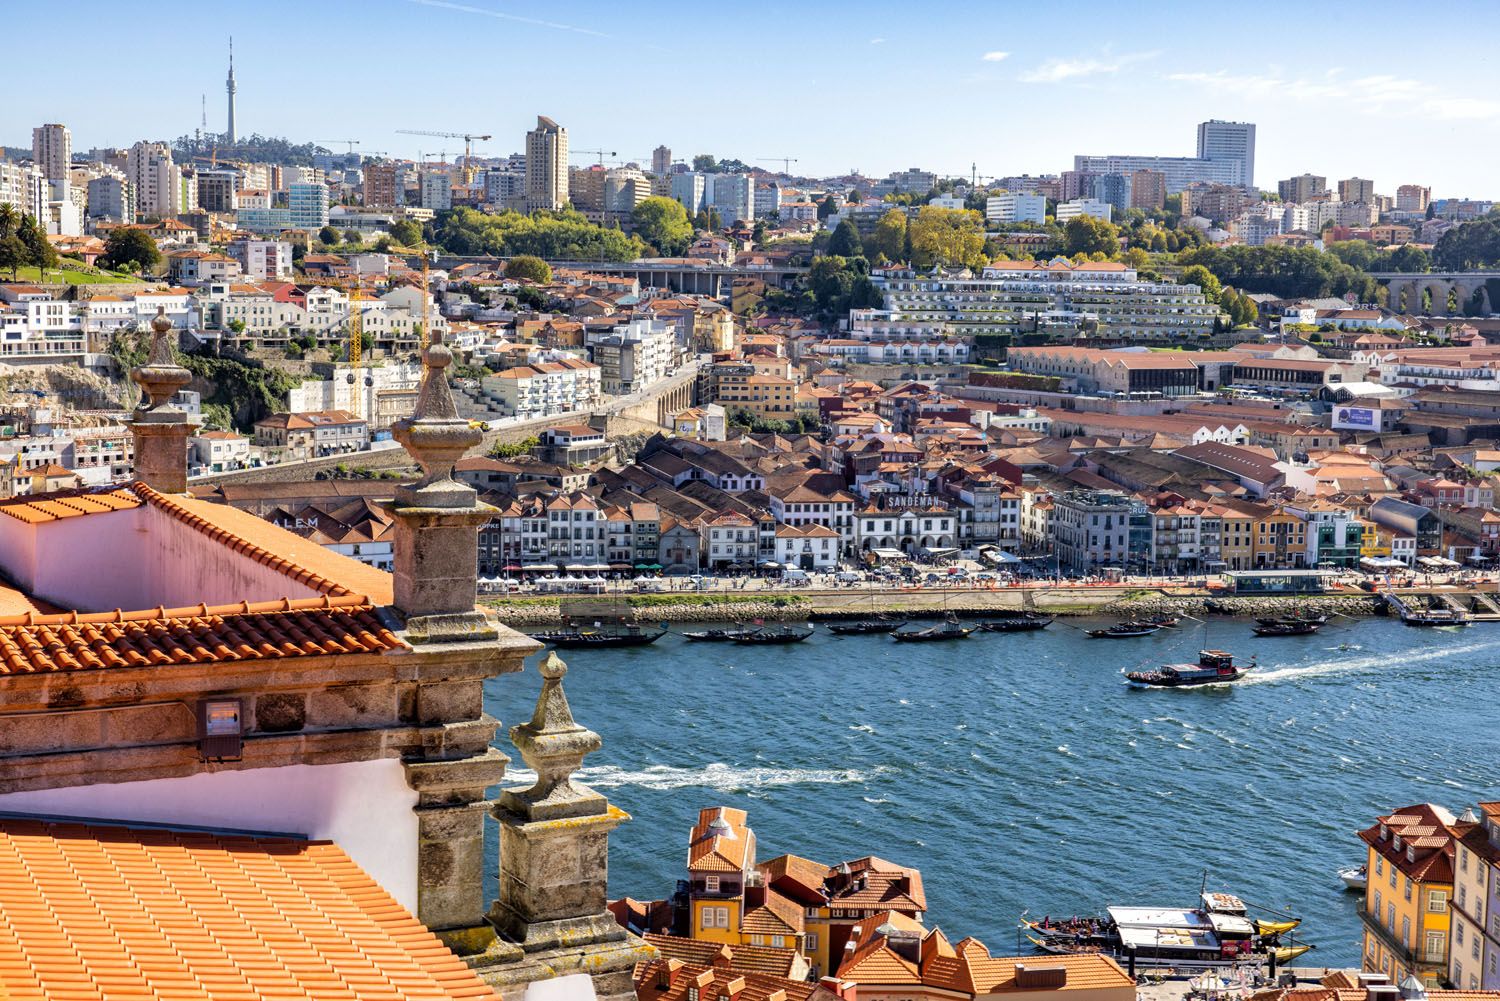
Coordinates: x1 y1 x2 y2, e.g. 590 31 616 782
531 624 667 648
891 621 973 642
1021 892 1310 971
732 625 814 645
1252 620 1321 637
828 617 905 635
1087 622 1161 639
1125 650 1253 688
979 614 1053 633
682 627 757 642
1254 613 1328 627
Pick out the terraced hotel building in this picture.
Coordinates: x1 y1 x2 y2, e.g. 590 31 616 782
863 260 1218 343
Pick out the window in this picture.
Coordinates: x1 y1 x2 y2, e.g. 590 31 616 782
1375 890 1383 917
1429 890 1448 913
705 875 719 893
1405 878 1413 902
1425 930 1446 962
772 935 784 948
1376 857 1384 876
1402 916 1411 946
689 989 699 1001
807 933 819 951
716 907 729 927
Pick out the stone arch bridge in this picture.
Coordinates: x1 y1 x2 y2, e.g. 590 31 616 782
1368 271 1499 317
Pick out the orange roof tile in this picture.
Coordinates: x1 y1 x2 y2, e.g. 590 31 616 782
0 487 141 524
688 807 752 874
0 817 499 1001
0 595 404 674
642 934 798 978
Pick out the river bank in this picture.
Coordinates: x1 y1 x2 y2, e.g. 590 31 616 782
482 587 1383 626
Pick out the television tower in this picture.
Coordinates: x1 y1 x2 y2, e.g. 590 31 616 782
225 37 237 145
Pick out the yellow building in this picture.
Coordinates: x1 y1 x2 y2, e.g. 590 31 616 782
1358 804 1457 987
687 807 756 945
1213 504 1256 571
719 373 797 421
1253 508 1308 568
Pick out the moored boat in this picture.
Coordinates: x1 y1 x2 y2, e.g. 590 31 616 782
1021 891 1310 971
828 617 905 635
682 627 756 642
979 614 1053 632
1124 649 1252 688
1252 620 1320 637
891 622 973 642
531 624 667 648
1087 622 1160 639
732 625 814 644
1255 613 1328 627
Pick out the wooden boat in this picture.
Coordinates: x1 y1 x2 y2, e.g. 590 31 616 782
828 617 904 635
732 625 814 645
531 624 667 648
1087 622 1160 639
891 622 973 642
1146 614 1181 628
1125 650 1252 688
1022 891 1310 971
682 627 756 642
1251 620 1320 637
978 614 1053 632
1255 613 1328 627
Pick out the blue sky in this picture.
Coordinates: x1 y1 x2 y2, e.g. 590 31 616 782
10 0 1497 196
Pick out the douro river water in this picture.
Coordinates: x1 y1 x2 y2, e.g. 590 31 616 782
484 616 1500 966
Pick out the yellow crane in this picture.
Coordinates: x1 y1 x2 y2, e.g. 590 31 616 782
348 276 362 366
420 256 431 352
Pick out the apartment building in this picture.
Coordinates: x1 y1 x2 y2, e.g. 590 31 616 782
585 318 677 395
1130 170 1166 210
1052 489 1142 571
31 123 71 183
525 115 568 212
1279 174 1327 203
1056 198 1112 222
226 239 292 280
870 260 1216 342
985 193 1046 225
483 357 602 418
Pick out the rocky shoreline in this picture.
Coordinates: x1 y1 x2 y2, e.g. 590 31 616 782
1103 593 1381 618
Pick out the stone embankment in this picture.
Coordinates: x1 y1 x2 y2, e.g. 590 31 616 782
485 598 807 628
1103 593 1381 619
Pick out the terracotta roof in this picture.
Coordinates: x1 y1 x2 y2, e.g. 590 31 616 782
0 487 141 524
741 889 805 936
634 959 815 1001
1357 803 1458 884
642 934 798 978
689 807 752 874
0 816 498 1001
0 595 403 674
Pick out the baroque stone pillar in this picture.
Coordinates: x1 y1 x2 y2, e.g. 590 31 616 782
129 308 193 493
475 651 651 1001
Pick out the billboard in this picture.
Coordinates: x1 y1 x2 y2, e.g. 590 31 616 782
1333 406 1377 431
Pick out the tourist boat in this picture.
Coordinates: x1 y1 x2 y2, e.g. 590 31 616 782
1086 622 1161 639
1124 650 1253 689
732 625 814 645
891 621 973 642
1021 892 1310 971
828 617 905 635
530 623 667 648
1339 866 1368 892
979 614 1054 633
1251 620 1321 637
682 627 757 642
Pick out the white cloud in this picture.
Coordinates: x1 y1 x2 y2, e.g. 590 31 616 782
1166 68 1500 121
981 50 1010 62
405 0 607 37
1019 49 1158 83
870 37 886 45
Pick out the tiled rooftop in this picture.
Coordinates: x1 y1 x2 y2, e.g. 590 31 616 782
0 816 498 1000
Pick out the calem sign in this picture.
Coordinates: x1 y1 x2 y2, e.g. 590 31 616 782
1333 406 1377 431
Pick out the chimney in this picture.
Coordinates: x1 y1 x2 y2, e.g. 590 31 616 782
387 332 496 642
129 308 193 493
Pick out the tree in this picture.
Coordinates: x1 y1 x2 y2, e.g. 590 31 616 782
632 196 694 256
847 189 862 204
1062 215 1120 257
817 195 839 221
869 209 907 263
693 209 711 231
692 154 718 173
0 236 24 281
707 209 722 231
1180 264 1222 303
100 228 162 274
373 235 395 253
342 228 363 246
318 225 340 246
388 219 422 246
1121 246 1151 272
908 206 986 269
828 219 863 258
1385 244 1430 273
504 254 552 282
18 216 57 278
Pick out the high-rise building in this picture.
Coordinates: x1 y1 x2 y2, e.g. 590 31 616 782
985 193 1047 225
706 173 754 224
1277 174 1327 203
419 169 452 211
651 145 671 175
1060 170 1096 201
196 168 238 212
288 182 329 230
1091 173 1131 217
127 141 181 218
568 165 606 213
363 161 403 208
525 115 568 212
0 162 47 220
1130 170 1166 211
31 124 71 183
86 173 133 223
1396 184 1431 213
1195 120 1255 188
1339 177 1375 204
226 37 237 145
670 173 707 214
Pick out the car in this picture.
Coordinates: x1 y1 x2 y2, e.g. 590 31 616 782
834 571 862 583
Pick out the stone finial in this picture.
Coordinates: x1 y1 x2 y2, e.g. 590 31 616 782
391 331 481 507
131 308 191 413
501 651 605 821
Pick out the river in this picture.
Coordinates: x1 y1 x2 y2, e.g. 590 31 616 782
483 616 1500 967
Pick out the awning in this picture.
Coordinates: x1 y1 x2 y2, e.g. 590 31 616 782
870 548 908 561
503 564 523 571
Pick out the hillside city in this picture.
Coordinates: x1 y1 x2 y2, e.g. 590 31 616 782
1 27 1499 1001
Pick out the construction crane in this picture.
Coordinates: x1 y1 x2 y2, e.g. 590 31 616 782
571 148 616 166
348 276 363 367
419 256 432 352
396 129 492 174
313 139 361 154
757 157 799 174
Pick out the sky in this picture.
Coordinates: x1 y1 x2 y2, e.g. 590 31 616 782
8 0 1498 197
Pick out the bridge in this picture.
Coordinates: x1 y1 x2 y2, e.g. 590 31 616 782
426 254 808 298
1366 271 1499 316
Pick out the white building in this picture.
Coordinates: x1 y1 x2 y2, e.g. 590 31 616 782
32 124 71 183
670 173 707 214
419 169 452 211
226 239 293 280
86 173 133 223
482 357 601 418
774 524 840 570
1196 120 1256 189
127 141 182 218
584 317 677 395
1056 198 1113 223
0 162 47 221
986 193 1046 225
707 173 754 223
288 362 423 431
190 430 251 473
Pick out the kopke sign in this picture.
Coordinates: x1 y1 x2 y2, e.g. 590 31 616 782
1334 406 1377 430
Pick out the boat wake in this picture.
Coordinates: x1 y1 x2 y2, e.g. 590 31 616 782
504 762 891 790
1241 638 1500 685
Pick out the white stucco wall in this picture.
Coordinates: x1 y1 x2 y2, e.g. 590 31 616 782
0 757 419 911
